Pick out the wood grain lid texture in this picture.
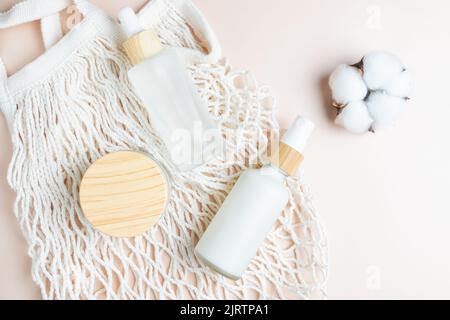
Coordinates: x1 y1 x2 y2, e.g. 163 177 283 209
79 151 168 238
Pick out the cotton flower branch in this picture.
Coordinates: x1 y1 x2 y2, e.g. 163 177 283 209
329 51 412 134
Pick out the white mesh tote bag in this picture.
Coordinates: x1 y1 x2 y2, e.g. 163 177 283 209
0 0 328 299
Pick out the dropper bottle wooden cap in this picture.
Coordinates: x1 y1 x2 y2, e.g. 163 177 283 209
118 7 164 66
274 116 315 176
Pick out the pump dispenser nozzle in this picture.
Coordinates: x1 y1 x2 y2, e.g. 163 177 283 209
118 7 143 38
118 7 164 66
282 116 315 153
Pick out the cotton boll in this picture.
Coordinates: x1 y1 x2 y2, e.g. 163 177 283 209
385 70 413 98
363 51 404 90
329 64 368 105
335 100 373 134
329 52 411 134
366 91 407 131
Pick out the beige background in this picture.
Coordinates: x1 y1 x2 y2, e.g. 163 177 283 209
1 0 450 300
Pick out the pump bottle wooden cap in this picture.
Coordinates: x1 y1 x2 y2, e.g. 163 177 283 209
276 142 305 176
122 29 164 66
273 116 314 176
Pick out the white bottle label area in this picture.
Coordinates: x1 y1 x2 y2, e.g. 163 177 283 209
128 48 222 170
195 166 289 280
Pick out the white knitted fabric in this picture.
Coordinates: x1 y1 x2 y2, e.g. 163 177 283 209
0 0 328 299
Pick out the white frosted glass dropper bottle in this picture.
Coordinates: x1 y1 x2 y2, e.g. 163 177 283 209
118 8 221 171
195 116 315 280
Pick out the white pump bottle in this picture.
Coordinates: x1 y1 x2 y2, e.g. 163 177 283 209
118 8 221 171
195 116 315 280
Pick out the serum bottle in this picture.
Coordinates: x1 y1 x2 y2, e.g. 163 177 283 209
118 8 220 171
195 116 315 280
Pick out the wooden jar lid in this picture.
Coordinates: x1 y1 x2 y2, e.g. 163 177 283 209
79 151 168 238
